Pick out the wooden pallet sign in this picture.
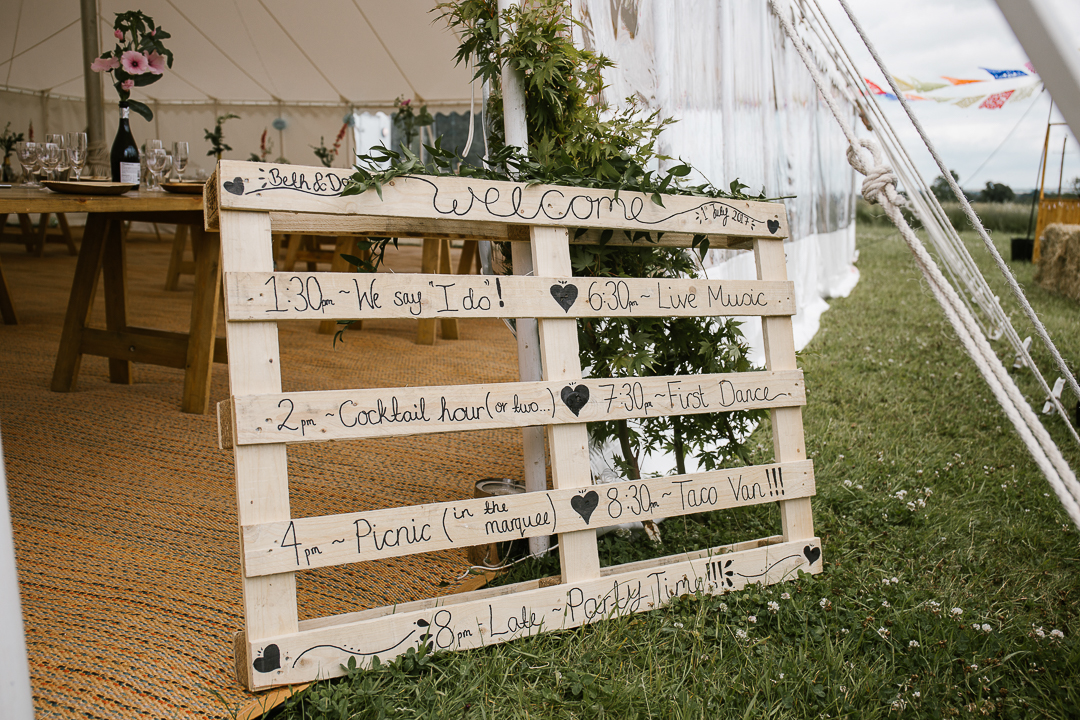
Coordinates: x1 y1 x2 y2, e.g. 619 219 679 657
208 160 819 691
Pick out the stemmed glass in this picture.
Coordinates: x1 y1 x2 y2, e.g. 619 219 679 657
172 141 188 180
47 134 68 179
40 142 61 183
66 132 87 181
146 148 167 191
15 142 38 187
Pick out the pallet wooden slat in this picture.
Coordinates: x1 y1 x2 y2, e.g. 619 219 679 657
208 161 821 691
242 460 814 576
224 272 795 321
245 536 822 688
208 161 789 241
219 369 805 448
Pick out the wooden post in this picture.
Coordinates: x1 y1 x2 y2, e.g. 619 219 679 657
531 226 599 582
181 225 222 414
50 214 109 391
219 209 298 690
754 237 814 542
417 238 441 345
101 217 132 385
319 236 357 335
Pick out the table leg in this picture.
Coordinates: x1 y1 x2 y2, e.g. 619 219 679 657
164 224 188 290
102 216 131 384
57 213 76 255
438 238 459 340
34 212 49 257
457 240 479 274
0 253 17 325
181 225 222 414
318 236 356 335
51 214 109 392
17 214 33 252
416 238 440 345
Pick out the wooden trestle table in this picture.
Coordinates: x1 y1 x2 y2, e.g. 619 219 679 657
0 186 224 414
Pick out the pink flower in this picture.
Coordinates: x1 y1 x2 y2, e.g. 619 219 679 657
120 79 134 91
114 28 124 40
146 51 166 75
150 28 156 36
90 56 120 73
121 50 149 75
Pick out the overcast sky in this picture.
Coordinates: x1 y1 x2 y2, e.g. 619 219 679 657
817 0 1080 193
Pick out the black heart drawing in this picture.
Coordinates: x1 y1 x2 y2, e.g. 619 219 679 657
571 491 599 524
767 219 780 234
224 177 245 195
803 545 821 565
560 384 589 416
549 284 578 313
252 644 281 673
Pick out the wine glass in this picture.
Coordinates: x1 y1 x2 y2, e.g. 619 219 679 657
161 154 174 185
48 134 68 178
16 142 38 186
146 148 167 191
172 141 188 180
66 132 87 181
40 142 61 183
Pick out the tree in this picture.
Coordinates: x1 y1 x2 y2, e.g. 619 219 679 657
981 181 1015 203
931 169 960 201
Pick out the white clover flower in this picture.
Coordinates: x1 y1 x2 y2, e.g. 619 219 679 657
882 600 890 607
719 602 728 612
924 487 933 495
913 691 921 699
819 597 829 608
778 672 785 679
735 628 748 640
882 578 891 586
917 498 926 509
907 501 917 511
981 676 990 683
891 577 899 584
928 600 940 608
838 454 845 460
748 615 757 624
877 626 890 639
781 592 791 600
840 685 847 693
895 490 908 500
1001 484 1008 490
1051 629 1064 639
673 622 684 628
768 601 779 614
950 607 963 617
981 624 992 633
1034 626 1046 638
909 640 919 648
970 664 978 672
843 479 852 487
841 627 850 635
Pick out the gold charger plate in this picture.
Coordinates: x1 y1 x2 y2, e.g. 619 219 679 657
161 182 204 195
43 180 138 196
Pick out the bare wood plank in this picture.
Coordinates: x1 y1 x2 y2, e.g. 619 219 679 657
164 224 188 290
211 161 789 241
244 536 822 689
226 369 805 447
219 209 298 691
264 212 755 249
242 460 814 576
754 237 815 544
225 272 796 321
530 226 600 584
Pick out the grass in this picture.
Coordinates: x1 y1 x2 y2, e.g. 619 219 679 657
857 199 1038 236
258 223 1080 720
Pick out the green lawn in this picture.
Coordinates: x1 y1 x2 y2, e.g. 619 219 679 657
262 224 1080 720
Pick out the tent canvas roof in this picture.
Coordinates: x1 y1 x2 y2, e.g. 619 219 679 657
2 0 473 108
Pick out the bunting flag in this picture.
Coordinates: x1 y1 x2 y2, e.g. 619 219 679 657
865 79 886 95
1025 61 1037 74
892 76 915 92
1009 84 1036 102
954 95 986 108
942 76 984 85
979 90 1015 109
904 94 926 101
910 80 948 93
981 67 1028 80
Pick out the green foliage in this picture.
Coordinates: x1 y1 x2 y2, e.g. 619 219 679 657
930 169 960 201
342 0 771 477
981 181 1015 204
0 122 23 156
393 96 434 150
204 113 239 159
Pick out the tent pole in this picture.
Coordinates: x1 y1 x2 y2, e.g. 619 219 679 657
994 0 1080 143
80 0 106 158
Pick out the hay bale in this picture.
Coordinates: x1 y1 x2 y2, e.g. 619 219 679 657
1035 223 1080 302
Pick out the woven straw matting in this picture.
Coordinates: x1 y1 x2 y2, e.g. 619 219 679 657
0 234 524 719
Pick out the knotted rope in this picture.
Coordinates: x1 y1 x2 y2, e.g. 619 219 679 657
768 0 1080 529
